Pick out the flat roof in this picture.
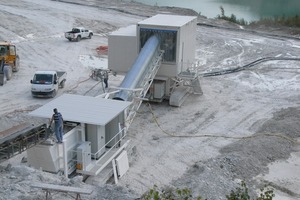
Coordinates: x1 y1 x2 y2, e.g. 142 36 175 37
34 70 56 74
110 25 136 36
29 94 132 126
138 14 197 27
0 41 13 45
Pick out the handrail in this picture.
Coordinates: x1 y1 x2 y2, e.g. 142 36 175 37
93 127 126 158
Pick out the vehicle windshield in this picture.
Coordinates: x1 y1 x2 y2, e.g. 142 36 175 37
72 28 80 33
32 74 53 84
0 46 7 56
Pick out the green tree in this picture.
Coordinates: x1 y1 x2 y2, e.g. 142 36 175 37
141 181 275 200
141 185 202 200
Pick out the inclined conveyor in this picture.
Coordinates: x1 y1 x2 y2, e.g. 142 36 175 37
113 35 163 102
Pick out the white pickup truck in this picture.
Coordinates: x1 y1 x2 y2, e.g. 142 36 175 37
30 71 66 98
65 27 93 42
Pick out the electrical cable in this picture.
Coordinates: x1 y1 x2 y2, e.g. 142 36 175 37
202 57 300 77
69 77 91 91
84 80 102 95
146 103 300 145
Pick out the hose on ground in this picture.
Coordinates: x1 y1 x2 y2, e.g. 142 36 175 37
202 57 300 77
146 103 300 145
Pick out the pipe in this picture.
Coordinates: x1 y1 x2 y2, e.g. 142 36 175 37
113 35 160 101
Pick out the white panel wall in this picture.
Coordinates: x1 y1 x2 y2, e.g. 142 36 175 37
137 18 197 78
27 144 59 173
108 27 138 74
108 15 197 77
177 18 197 74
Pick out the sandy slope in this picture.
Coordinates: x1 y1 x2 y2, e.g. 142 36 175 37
0 0 300 199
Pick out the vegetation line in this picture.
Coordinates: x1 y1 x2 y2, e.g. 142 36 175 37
216 6 300 28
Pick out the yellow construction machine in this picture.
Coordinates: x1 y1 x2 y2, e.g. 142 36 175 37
0 41 20 80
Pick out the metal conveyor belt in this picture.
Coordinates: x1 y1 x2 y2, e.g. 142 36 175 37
0 123 51 163
113 35 164 127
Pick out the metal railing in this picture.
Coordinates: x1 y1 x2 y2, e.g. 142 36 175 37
69 127 127 172
0 124 50 163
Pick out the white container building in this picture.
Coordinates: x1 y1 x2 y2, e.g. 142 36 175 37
108 14 201 106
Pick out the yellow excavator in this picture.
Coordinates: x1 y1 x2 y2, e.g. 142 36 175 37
0 41 20 80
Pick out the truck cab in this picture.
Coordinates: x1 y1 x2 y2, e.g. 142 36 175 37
31 70 66 98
